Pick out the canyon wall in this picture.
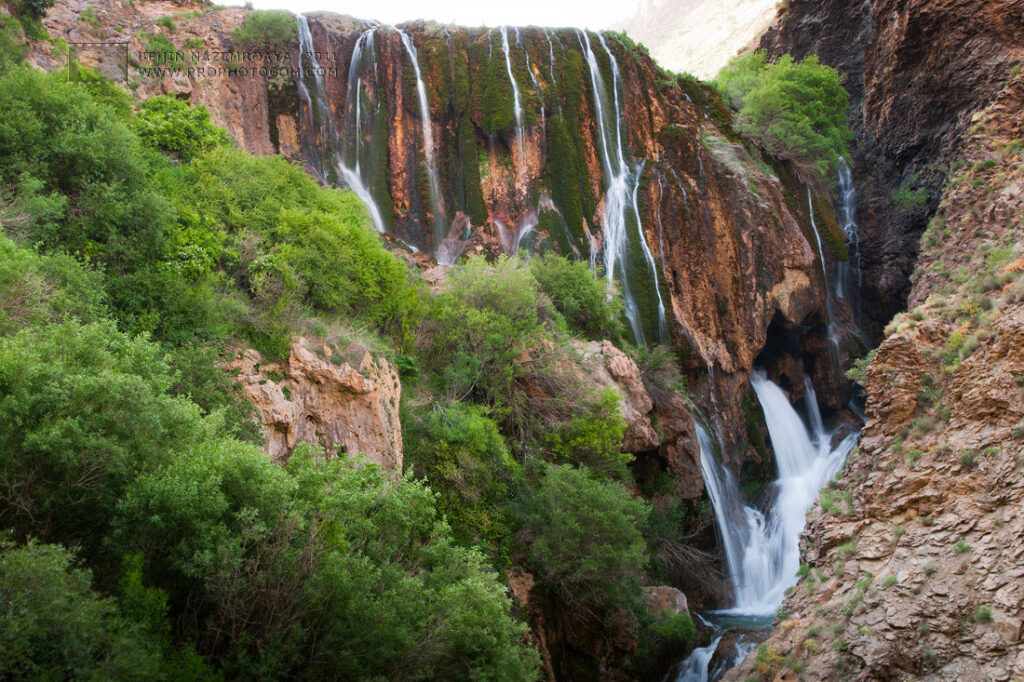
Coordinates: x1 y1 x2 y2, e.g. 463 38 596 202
29 0 861 472
723 1 1024 679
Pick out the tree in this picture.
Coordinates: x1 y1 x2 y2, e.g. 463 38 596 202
715 51 851 185
526 463 649 611
133 95 231 161
0 539 168 679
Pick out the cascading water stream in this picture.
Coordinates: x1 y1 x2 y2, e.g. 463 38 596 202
339 28 387 233
807 188 843 354
516 28 544 131
577 30 667 346
836 158 863 328
296 16 338 180
499 27 526 167
396 28 445 243
296 17 386 233
678 372 858 680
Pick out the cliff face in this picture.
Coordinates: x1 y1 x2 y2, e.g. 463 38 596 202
726 3 1024 679
760 0 1024 342
226 339 403 470
28 0 856 471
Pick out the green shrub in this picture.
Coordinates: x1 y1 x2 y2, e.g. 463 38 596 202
0 16 29 75
133 95 231 160
893 185 929 211
403 401 521 564
715 50 851 184
10 0 55 21
646 609 696 644
0 67 174 268
231 10 296 52
114 443 540 680
0 539 184 679
419 255 551 408
530 253 623 341
0 232 107 334
953 540 972 555
545 388 630 478
526 463 648 609
0 321 210 557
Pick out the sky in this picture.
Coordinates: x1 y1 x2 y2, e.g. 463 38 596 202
237 0 642 29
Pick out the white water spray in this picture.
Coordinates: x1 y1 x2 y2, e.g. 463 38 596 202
340 28 387 233
499 26 526 166
396 28 445 241
696 372 856 616
577 30 666 346
836 158 863 326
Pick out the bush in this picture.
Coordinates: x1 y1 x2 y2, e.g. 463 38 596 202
133 95 231 160
0 539 180 679
403 401 521 564
113 443 540 680
0 321 210 558
545 388 630 478
715 50 851 185
0 67 174 268
10 0 54 21
231 10 297 52
526 463 648 610
0 231 107 334
419 256 552 408
529 252 623 341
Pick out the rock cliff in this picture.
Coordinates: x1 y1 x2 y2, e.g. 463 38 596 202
26 0 856 474
226 339 403 471
725 4 1024 678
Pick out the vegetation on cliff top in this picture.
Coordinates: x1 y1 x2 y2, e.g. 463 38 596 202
715 50 851 186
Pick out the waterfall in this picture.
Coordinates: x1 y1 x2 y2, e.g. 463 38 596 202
296 17 386 233
339 28 387 233
296 16 338 181
543 28 557 85
807 188 843 353
697 371 857 615
516 28 544 131
836 158 862 324
577 30 667 347
396 28 445 243
499 26 526 166
806 188 829 290
673 635 723 682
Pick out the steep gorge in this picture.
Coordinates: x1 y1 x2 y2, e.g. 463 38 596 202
13 1 955 679
717 1 1024 679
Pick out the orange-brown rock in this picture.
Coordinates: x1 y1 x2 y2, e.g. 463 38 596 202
725 61 1024 682
226 339 402 471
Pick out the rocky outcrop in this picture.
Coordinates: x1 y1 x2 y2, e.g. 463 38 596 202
760 0 1024 342
226 339 402 471
725 59 1024 682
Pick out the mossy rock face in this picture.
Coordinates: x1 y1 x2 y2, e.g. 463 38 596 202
266 73 298 154
812 194 849 262
457 116 487 225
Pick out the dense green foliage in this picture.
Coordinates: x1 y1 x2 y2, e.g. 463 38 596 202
525 464 649 610
0 318 538 680
403 402 521 565
0 540 211 679
230 10 297 52
133 95 231 160
530 253 624 342
715 50 851 184
8 0 53 21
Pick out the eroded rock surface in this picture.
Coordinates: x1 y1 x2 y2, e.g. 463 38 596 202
226 339 402 471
